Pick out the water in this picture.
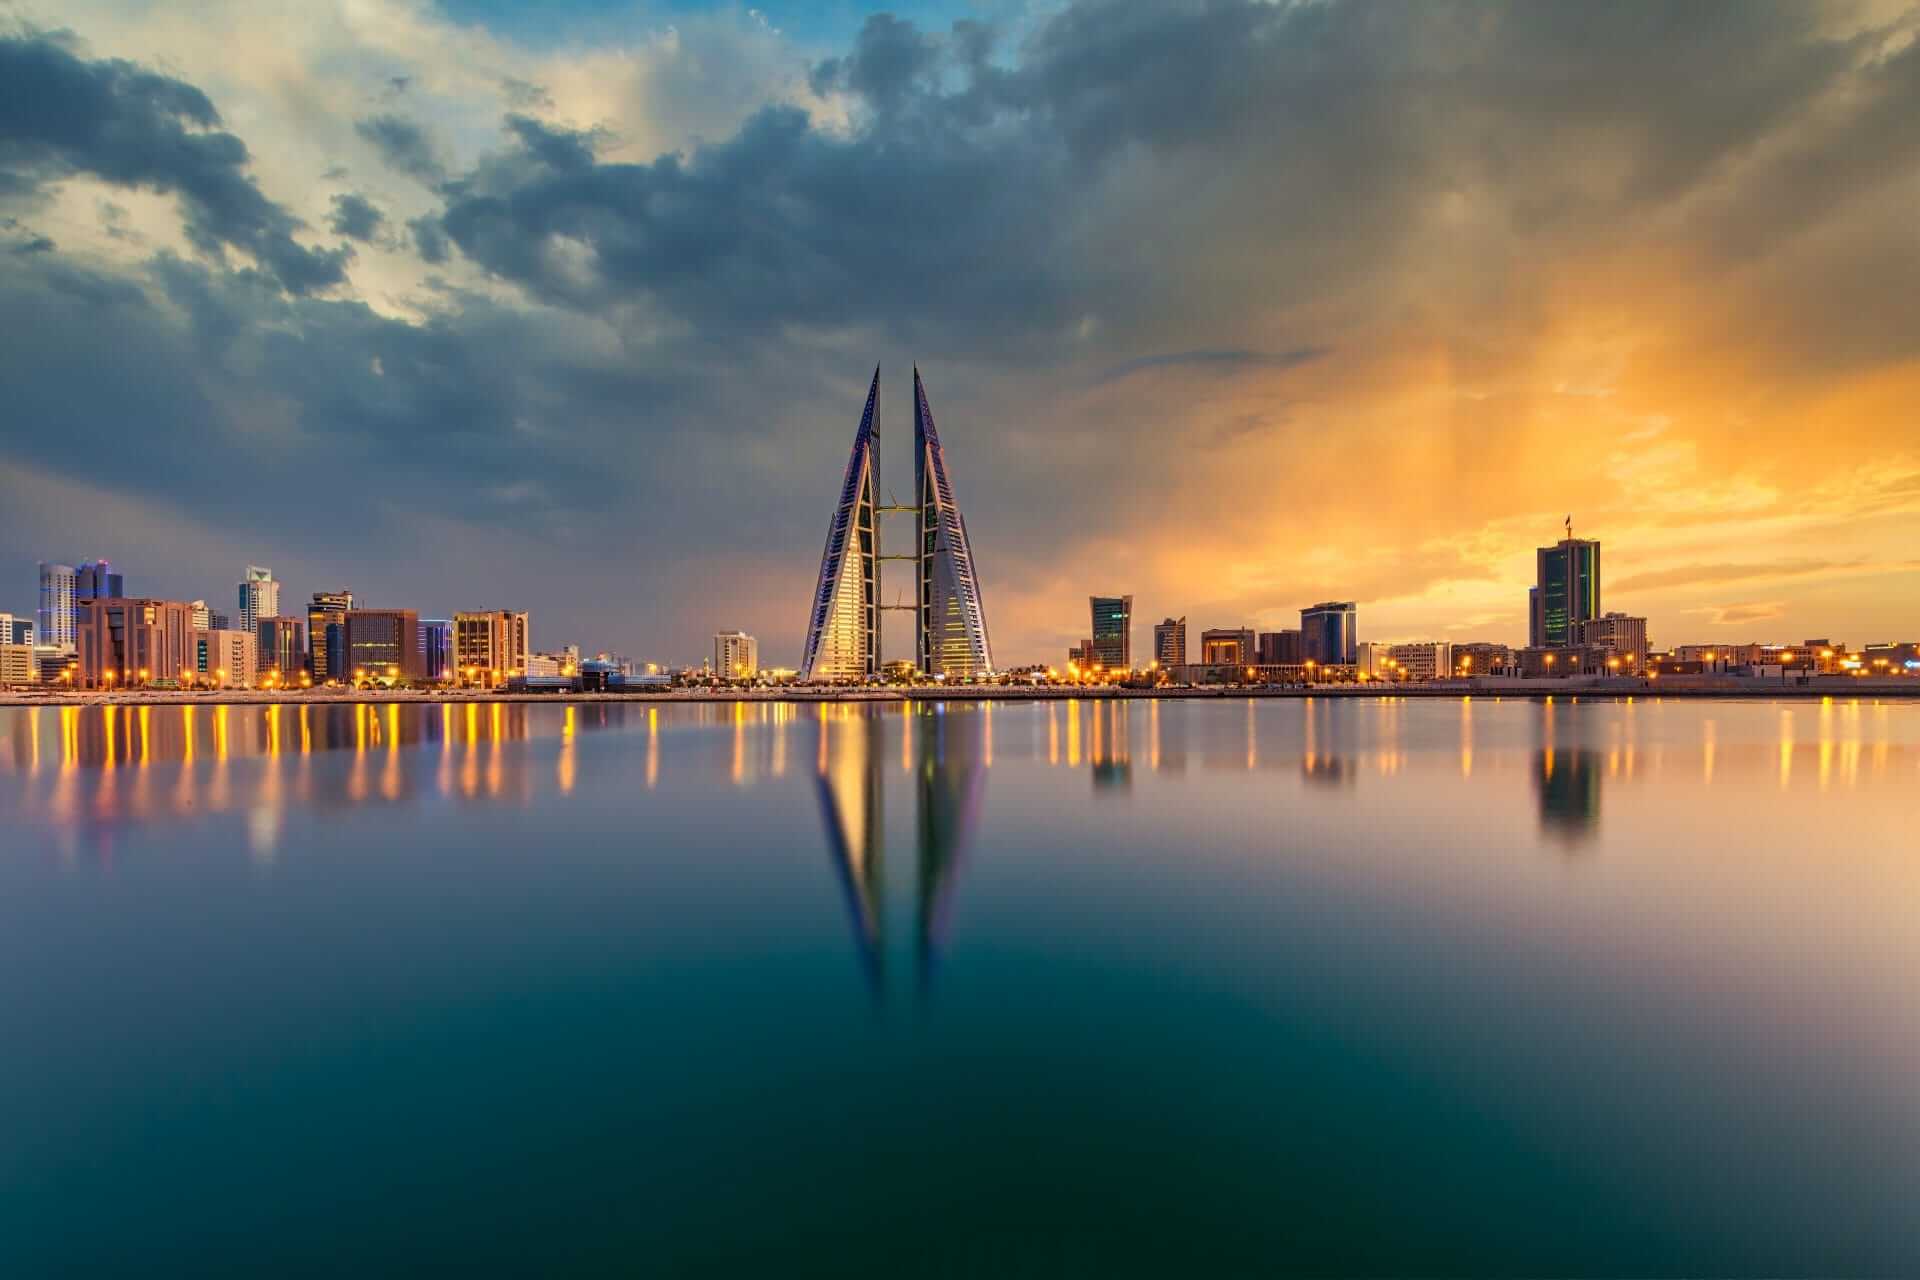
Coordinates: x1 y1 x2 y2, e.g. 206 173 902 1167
2 697 1917 1276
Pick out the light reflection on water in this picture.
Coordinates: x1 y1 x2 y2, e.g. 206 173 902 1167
3 696 1920 1273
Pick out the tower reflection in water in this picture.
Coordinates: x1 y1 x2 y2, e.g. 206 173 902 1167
1533 698 1603 846
815 705 983 1002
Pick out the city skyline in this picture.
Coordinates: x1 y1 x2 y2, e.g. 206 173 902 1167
4 4 1918 665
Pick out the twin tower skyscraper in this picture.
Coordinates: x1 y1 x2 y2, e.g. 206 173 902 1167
800 367 993 682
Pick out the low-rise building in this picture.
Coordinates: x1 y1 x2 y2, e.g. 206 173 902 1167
195 628 259 688
1 643 36 686
1519 646 1610 678
1453 642 1516 676
1570 612 1647 661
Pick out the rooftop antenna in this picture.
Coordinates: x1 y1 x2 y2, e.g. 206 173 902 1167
1565 514 1573 541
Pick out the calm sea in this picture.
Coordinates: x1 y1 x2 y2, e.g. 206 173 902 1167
2 697 1917 1276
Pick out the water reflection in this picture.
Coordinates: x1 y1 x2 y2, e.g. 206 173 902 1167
815 704 984 1001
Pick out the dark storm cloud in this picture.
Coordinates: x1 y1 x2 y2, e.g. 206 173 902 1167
0 32 349 293
327 192 385 241
354 112 445 183
408 214 450 263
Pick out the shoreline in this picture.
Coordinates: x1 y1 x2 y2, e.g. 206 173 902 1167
4 678 1918 707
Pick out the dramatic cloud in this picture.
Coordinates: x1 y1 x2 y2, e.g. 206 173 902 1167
0 31 349 293
3 1 1920 662
354 113 445 184
327 193 385 242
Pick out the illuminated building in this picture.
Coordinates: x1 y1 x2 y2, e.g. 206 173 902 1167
1154 617 1187 667
802 366 992 681
345 609 422 680
308 590 354 680
801 369 881 682
1090 596 1132 670
455 610 529 685
76 597 197 688
912 369 993 679
420 619 454 681
1 613 32 646
1301 602 1356 665
1570 612 1646 661
236 565 279 635
714 631 759 679
196 628 259 688
1531 532 1600 648
256 617 306 678
1200 628 1255 665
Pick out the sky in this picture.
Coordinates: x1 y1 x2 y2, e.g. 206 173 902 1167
2 0 1918 667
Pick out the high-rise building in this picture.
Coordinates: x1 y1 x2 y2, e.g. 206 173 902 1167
195 629 259 688
1531 530 1601 649
913 369 992 679
74 559 123 605
237 566 279 635
802 369 882 682
1200 628 1256 665
0 612 32 647
257 617 306 680
420 619 454 682
1090 596 1132 671
189 600 212 630
344 609 423 680
308 591 353 680
37 563 75 651
714 631 759 678
76 598 197 689
1301 602 1357 665
801 366 992 681
454 610 530 685
1154 617 1187 667
1570 611 1645 659
1257 630 1302 665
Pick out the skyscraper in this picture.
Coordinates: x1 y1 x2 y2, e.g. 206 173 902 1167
0 612 32 646
308 590 353 679
1531 530 1601 648
714 631 759 678
1154 617 1186 667
802 368 882 683
37 563 75 650
1090 596 1132 671
237 565 279 635
913 368 992 679
802 367 993 682
1301 602 1357 665
74 559 123 604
